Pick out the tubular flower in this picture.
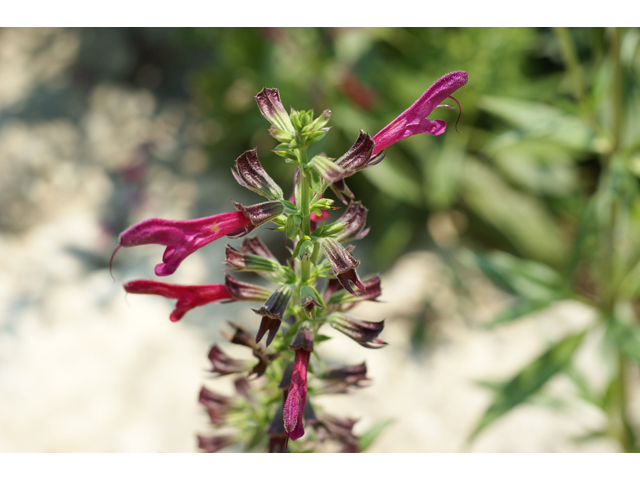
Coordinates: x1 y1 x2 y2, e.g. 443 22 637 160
334 201 370 243
320 238 365 295
371 71 468 156
224 274 272 302
123 279 233 322
255 87 295 142
197 434 235 453
198 386 232 425
283 322 314 440
232 148 284 201
328 313 386 349
320 362 370 394
253 285 293 346
207 344 248 376
324 274 382 310
117 211 253 276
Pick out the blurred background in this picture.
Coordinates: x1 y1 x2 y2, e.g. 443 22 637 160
1 27 640 452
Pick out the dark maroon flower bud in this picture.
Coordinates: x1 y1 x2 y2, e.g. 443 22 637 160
335 201 370 243
300 285 324 319
321 238 365 295
207 344 248 376
232 148 283 201
234 377 253 402
198 386 231 425
225 322 280 378
241 236 278 262
325 274 382 311
335 130 376 173
224 274 272 302
253 285 292 346
197 434 234 453
267 404 289 453
232 200 285 228
224 244 283 275
328 314 387 349
317 414 359 452
255 88 295 140
321 362 370 394
284 322 314 440
124 279 234 322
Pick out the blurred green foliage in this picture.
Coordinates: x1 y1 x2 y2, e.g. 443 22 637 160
173 28 640 450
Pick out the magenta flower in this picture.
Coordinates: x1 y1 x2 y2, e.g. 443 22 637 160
123 279 233 322
117 211 253 276
283 322 314 440
371 71 468 156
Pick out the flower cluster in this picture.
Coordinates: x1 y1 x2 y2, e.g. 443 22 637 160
115 71 467 452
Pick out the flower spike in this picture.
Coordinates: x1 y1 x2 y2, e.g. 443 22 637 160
118 211 254 276
123 279 233 322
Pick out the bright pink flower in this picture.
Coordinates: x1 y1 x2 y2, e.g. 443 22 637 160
118 211 253 276
283 322 314 440
124 279 233 322
371 71 468 156
283 349 310 440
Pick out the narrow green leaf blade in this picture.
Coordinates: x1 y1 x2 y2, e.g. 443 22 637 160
357 420 393 452
469 330 586 442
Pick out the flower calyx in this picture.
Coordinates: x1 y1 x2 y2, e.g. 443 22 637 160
232 148 284 201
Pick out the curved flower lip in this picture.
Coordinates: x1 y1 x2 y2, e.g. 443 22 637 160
124 279 233 322
117 211 254 276
371 70 468 156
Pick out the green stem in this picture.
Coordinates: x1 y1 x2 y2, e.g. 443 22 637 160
553 27 586 104
610 27 624 153
617 351 636 452
298 146 312 284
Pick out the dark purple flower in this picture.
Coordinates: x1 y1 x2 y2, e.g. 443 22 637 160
253 285 292 346
224 322 280 378
372 71 468 156
255 87 295 142
117 211 254 276
334 201 370 243
198 386 231 425
240 236 278 262
328 313 387 349
123 279 233 322
321 362 370 394
207 344 247 376
232 148 283 201
224 274 272 302
197 434 234 453
324 274 382 310
321 238 365 295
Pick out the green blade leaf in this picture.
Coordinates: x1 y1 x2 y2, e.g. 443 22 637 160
469 329 587 442
488 297 561 328
357 420 393 452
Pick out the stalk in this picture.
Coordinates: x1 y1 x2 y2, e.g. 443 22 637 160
298 146 312 284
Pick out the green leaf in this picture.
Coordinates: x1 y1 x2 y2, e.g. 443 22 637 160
357 420 393 452
488 297 561 327
466 250 565 301
478 96 598 152
469 329 586 442
608 319 640 365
